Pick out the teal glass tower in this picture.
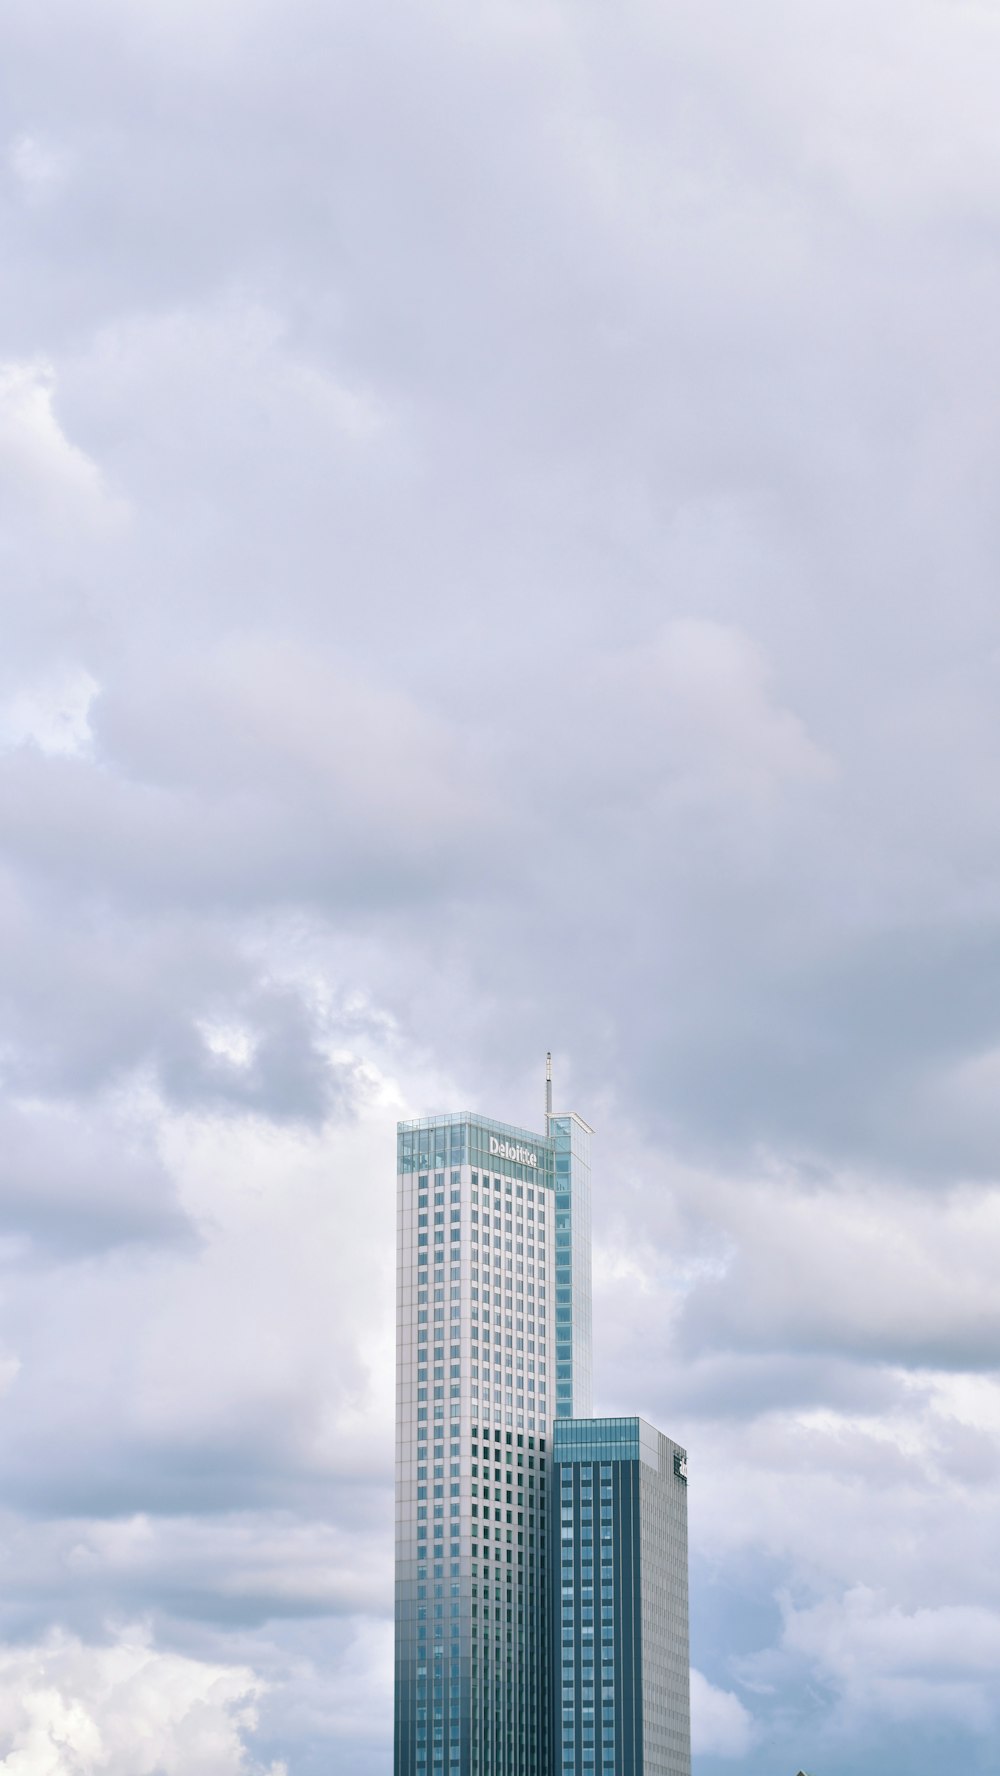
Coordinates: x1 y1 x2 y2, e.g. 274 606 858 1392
551 1418 691 1776
549 1088 593 1420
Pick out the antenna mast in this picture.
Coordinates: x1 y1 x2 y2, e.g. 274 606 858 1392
545 1052 552 1135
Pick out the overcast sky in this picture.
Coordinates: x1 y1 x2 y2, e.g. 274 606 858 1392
2 1 1000 1771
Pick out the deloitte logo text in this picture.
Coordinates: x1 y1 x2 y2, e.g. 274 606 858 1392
489 1136 538 1169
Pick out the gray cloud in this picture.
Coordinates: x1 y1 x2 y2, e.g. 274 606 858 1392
1 0 1000 1767
0 1100 191 1254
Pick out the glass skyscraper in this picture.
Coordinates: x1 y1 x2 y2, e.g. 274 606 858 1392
551 1114 593 1421
394 1097 689 1776
551 1418 690 1776
394 1104 592 1776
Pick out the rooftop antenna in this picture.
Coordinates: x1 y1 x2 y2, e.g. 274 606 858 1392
545 1052 552 1135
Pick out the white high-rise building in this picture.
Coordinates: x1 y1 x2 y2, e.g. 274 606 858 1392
394 1103 593 1776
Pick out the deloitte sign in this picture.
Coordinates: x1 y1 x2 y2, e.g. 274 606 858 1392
489 1135 538 1169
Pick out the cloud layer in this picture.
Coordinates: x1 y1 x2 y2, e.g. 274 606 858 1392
2 0 1000 1769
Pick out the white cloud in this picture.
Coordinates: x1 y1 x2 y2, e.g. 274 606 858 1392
2 0 1000 1770
320 1618 393 1740
639 619 834 803
679 1167 1000 1365
0 362 123 530
198 1019 259 1069
7 134 74 202
0 1629 283 1775
0 668 100 759
690 1667 756 1757
779 1586 1000 1733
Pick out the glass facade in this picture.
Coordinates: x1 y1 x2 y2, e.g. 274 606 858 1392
550 1114 593 1421
395 1107 690 1776
395 1109 594 1776
398 1115 556 1194
551 1418 690 1776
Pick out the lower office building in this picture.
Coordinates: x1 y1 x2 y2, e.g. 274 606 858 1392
552 1418 690 1776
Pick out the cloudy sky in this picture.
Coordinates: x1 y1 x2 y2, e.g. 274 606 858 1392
2 0 1000 1770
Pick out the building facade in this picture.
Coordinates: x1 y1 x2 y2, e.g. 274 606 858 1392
550 1114 593 1422
551 1418 690 1776
394 1103 689 1776
394 1108 593 1776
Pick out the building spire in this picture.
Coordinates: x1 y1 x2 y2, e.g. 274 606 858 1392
545 1051 552 1135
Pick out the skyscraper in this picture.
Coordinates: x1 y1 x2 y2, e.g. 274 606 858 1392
394 1104 591 1776
394 1088 689 1776
551 1417 690 1776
